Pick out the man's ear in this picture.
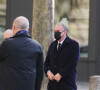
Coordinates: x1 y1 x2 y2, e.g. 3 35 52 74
12 26 15 31
27 27 29 32
64 30 67 35
12 26 16 36
14 26 16 31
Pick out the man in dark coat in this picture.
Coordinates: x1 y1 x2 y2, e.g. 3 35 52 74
0 16 43 90
44 21 80 90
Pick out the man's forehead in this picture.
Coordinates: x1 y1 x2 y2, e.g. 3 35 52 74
55 25 63 29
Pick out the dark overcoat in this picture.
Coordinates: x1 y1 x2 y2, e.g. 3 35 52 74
44 36 80 90
0 32 43 90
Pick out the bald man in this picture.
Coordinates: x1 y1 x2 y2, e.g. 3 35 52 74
4 29 13 39
0 16 43 90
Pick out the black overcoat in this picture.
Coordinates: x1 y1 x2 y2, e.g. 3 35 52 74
0 32 43 90
44 36 80 90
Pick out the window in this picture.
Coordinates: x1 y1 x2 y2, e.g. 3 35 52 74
55 0 89 57
0 0 6 44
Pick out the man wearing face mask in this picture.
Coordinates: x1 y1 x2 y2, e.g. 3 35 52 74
44 21 80 90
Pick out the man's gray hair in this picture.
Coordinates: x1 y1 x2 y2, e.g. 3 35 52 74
55 22 69 33
13 16 29 30
56 18 69 33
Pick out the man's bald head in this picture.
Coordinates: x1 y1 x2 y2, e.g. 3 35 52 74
12 16 29 35
4 29 13 40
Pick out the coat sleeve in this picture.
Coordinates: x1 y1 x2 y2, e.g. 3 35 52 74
59 42 80 78
0 41 7 61
35 46 44 90
44 44 51 76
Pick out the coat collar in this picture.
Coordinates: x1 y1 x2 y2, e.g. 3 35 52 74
54 36 71 54
13 30 31 38
64 36 71 43
55 36 71 44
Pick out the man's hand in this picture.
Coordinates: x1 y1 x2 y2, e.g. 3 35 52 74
47 70 55 80
54 73 62 82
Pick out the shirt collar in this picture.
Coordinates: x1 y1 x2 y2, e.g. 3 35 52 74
58 36 67 45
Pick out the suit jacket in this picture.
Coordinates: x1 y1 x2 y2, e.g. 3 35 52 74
44 36 80 90
0 32 43 90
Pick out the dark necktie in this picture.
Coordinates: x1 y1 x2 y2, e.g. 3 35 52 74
58 43 61 50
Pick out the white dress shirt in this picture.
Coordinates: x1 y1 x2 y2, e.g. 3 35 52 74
57 36 66 49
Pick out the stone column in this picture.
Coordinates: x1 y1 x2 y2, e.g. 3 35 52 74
32 0 54 55
32 0 54 90
46 0 54 43
89 76 100 90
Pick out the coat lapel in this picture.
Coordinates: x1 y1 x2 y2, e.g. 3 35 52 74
53 41 58 54
56 36 71 54
57 41 66 54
